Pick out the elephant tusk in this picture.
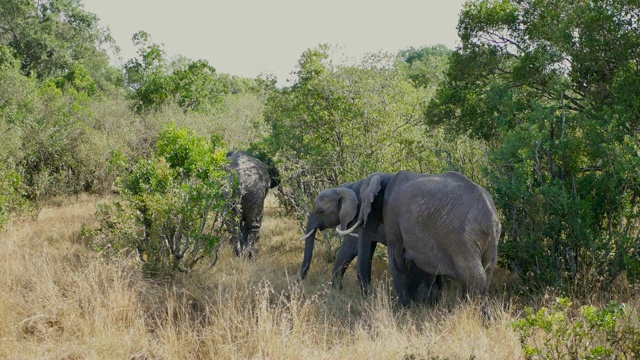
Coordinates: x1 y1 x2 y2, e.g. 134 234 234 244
335 226 359 237
299 229 315 241
336 219 362 236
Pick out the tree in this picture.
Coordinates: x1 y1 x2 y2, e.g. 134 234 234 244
0 49 28 228
172 59 227 112
398 44 452 93
0 0 118 88
262 45 462 226
124 31 229 114
427 0 640 289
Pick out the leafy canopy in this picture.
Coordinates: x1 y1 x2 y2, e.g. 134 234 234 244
261 44 477 225
124 31 229 114
428 0 640 289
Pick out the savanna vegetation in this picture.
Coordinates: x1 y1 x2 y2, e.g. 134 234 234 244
1 0 640 358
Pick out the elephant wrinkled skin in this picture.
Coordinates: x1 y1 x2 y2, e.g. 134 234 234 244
226 151 278 258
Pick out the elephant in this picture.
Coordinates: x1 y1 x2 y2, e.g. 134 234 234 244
342 170 500 310
299 174 442 301
226 150 279 258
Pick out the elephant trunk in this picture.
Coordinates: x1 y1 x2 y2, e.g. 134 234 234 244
300 216 321 280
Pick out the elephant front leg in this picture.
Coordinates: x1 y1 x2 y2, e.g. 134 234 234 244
331 236 358 289
388 243 410 307
356 229 376 295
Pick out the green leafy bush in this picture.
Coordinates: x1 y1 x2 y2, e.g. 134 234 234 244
261 45 480 228
513 297 640 359
91 124 237 275
0 165 26 229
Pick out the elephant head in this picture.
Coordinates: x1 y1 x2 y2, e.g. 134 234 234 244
299 187 358 280
336 173 385 235
299 174 393 283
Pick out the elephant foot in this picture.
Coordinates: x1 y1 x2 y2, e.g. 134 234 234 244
232 241 242 257
234 243 257 259
329 279 343 290
358 283 373 298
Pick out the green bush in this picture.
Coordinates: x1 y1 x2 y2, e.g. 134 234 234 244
0 165 26 229
91 124 237 275
262 46 482 228
513 297 640 359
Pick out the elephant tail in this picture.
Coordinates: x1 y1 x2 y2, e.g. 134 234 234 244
481 219 501 288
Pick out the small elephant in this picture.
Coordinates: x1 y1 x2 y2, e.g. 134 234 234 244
299 174 442 301
346 171 500 310
226 151 278 258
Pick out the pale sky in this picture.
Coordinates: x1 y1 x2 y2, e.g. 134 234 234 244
81 0 467 86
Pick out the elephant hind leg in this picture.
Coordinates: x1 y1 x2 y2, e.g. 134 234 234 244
244 213 263 258
407 263 442 305
481 237 498 293
455 258 493 320
388 243 410 307
455 257 489 299
237 195 266 258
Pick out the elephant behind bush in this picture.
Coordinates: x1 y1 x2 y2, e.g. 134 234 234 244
226 150 278 258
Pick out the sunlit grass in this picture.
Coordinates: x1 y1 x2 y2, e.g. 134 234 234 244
2 193 526 359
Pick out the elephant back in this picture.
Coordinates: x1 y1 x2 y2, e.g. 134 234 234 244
226 151 271 198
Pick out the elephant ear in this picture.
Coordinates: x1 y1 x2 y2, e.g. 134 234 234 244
359 174 383 226
335 188 358 231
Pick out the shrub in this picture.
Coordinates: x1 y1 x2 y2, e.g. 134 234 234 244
0 165 26 229
91 124 237 275
513 297 640 359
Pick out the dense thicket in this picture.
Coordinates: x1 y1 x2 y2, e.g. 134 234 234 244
0 0 262 228
428 0 640 290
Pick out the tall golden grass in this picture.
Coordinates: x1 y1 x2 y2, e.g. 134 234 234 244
1 194 524 359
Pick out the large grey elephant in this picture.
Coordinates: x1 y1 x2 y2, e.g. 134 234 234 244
226 151 279 258
299 174 442 300
343 171 500 309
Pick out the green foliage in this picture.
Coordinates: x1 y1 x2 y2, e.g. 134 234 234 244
18 79 94 202
0 0 126 214
0 65 98 206
54 63 99 97
0 44 20 70
93 124 236 275
0 164 26 229
124 32 229 114
428 0 640 289
172 59 228 112
398 44 451 94
513 298 640 359
262 45 485 225
0 0 119 88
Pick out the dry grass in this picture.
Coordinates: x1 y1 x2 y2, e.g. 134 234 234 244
1 194 525 359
